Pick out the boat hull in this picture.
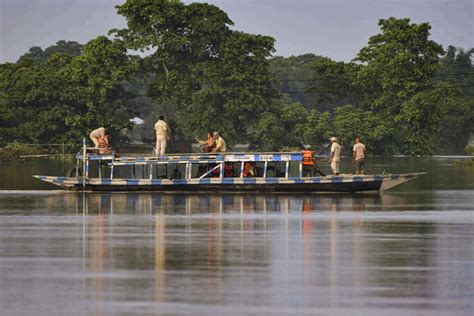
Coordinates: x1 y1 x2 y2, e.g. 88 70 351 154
33 173 423 192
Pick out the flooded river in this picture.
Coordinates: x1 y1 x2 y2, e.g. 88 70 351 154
0 157 473 315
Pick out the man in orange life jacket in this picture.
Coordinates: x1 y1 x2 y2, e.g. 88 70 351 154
302 145 326 177
97 135 111 155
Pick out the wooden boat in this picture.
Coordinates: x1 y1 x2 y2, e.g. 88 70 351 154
33 144 424 193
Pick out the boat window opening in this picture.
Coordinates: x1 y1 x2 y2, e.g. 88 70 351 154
266 162 286 178
288 161 301 177
254 162 265 177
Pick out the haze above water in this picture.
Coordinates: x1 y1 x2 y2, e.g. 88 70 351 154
0 157 473 315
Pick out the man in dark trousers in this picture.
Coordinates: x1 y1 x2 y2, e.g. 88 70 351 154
302 145 326 177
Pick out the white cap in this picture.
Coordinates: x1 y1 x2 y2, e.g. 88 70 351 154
304 144 311 149
329 137 338 141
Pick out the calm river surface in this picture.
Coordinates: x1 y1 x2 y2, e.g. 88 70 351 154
0 157 473 315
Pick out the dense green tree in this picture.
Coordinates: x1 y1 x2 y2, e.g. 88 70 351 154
254 97 307 151
269 54 324 110
114 0 277 145
18 40 83 64
67 35 140 140
302 109 331 146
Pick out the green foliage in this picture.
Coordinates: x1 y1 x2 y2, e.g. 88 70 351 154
18 40 83 64
270 54 324 110
0 143 44 161
465 145 474 156
114 0 276 145
0 5 472 157
303 110 331 146
0 36 139 144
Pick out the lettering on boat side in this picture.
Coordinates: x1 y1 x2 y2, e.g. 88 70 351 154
260 155 275 161
226 154 254 161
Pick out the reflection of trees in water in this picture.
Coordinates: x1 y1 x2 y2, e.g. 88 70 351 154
365 221 438 298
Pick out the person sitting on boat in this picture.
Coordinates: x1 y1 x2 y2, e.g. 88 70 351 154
302 145 326 177
211 132 226 153
195 131 216 152
242 162 255 177
89 127 110 149
97 135 112 155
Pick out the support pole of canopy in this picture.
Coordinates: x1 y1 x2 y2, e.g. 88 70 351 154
263 161 268 178
82 138 86 189
285 161 290 178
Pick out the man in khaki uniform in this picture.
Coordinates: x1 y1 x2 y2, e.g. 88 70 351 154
352 136 366 175
154 116 171 155
328 136 341 175
89 127 109 148
211 132 226 152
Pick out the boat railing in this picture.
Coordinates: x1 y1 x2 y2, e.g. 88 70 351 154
76 139 305 181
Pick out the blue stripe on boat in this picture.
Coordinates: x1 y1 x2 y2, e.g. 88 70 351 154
391 175 399 180
311 178 321 183
126 179 140 185
331 177 343 183
265 178 279 184
291 154 302 161
222 178 234 184
273 154 281 161
136 157 145 162
243 178 257 184
288 177 304 184
101 179 112 185
352 176 364 182
172 179 188 185
53 177 64 183
199 178 211 184
151 179 162 185
254 154 260 161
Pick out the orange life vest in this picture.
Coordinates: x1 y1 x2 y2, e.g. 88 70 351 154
242 162 255 177
98 136 109 155
302 149 315 166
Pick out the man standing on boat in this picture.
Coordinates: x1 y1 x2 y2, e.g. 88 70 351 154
154 116 171 155
302 145 326 177
211 132 226 152
89 127 109 149
328 137 341 175
352 136 366 175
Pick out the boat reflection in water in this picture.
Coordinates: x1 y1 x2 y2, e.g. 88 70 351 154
3 191 471 315
72 193 384 313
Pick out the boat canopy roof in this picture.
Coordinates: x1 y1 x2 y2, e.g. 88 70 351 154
77 152 303 163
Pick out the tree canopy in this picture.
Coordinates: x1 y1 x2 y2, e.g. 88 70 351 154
0 1 472 156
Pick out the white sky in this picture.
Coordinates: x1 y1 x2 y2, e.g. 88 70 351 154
0 0 473 63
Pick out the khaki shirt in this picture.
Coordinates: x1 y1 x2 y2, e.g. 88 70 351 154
353 143 366 161
90 127 105 139
213 137 226 152
154 120 169 140
330 142 341 162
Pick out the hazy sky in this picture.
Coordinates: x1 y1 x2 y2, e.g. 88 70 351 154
1 0 472 63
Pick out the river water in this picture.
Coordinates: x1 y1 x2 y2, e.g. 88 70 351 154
0 157 473 315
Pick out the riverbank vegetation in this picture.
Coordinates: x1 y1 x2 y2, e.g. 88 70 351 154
1 0 473 155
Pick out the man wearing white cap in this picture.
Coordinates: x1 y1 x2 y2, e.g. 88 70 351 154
328 137 341 175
